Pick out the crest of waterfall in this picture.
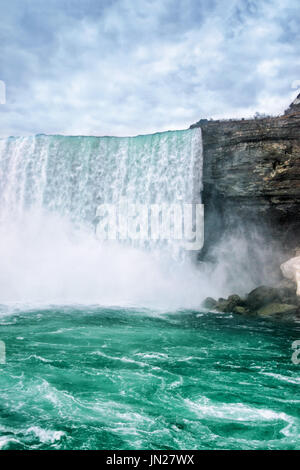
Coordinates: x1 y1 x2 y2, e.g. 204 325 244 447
0 130 202 222
0 129 204 306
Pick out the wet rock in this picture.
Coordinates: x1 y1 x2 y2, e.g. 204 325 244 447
215 299 229 312
216 294 242 313
208 275 300 320
257 302 298 317
233 306 249 315
227 294 243 309
201 275 300 321
246 286 279 310
202 297 217 309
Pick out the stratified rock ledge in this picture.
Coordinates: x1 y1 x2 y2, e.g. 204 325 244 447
192 93 300 260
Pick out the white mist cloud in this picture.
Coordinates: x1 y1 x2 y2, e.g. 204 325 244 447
0 0 299 136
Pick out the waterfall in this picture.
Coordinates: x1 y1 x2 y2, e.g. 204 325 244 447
0 129 204 307
0 130 202 228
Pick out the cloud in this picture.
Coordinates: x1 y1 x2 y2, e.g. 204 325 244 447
0 0 299 136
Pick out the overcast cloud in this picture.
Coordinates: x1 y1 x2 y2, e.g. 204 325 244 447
0 0 299 136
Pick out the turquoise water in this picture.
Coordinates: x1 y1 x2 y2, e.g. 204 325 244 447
0 128 299 450
0 306 299 450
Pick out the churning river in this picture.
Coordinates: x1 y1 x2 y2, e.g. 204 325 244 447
0 129 299 450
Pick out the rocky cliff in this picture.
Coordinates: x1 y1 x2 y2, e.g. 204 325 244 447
191 93 300 263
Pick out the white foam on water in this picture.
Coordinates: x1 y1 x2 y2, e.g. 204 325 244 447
25 426 65 443
185 396 294 424
0 436 21 450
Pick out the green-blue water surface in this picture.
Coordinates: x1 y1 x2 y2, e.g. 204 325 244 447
0 306 299 450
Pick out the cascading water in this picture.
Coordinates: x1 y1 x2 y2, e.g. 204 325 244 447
1 130 300 452
0 130 202 227
0 129 204 307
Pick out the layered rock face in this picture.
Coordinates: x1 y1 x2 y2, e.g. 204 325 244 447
191 94 300 263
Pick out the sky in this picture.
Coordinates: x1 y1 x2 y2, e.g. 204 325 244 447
0 0 299 137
